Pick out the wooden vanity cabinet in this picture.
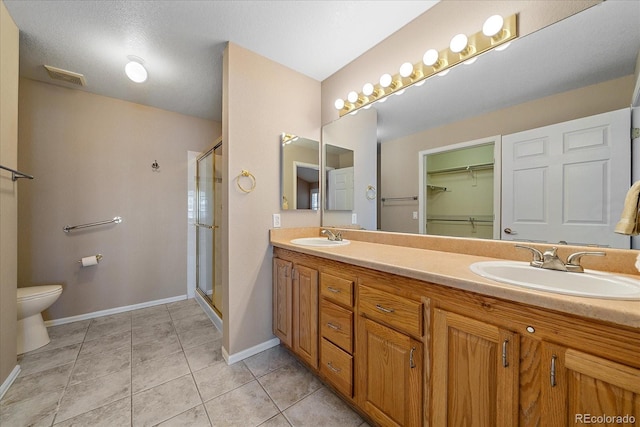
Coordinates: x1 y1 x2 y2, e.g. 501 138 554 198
540 342 640 427
357 281 424 427
272 257 293 347
431 309 519 427
273 248 640 427
272 256 318 369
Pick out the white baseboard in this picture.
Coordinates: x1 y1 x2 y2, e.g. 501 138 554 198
194 292 223 332
44 295 188 327
223 337 281 365
0 365 21 400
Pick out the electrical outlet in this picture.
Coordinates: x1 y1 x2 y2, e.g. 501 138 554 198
412 211 418 220
273 213 281 228
352 213 357 224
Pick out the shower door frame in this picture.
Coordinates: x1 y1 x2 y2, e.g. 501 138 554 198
195 140 223 318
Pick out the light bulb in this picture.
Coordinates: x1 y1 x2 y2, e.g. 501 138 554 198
450 34 468 54
347 91 358 103
399 62 413 78
379 73 392 88
422 49 439 66
483 15 504 37
125 61 147 83
437 69 450 77
362 83 374 96
464 57 478 65
334 98 345 110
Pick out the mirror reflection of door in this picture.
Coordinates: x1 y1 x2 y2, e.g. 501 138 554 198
294 163 320 210
195 141 223 318
325 144 354 211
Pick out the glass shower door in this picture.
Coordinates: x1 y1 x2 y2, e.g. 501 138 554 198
196 142 222 317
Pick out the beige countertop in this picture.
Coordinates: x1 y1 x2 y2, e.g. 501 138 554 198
270 228 640 329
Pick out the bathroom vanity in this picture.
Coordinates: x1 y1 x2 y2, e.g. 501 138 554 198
270 228 640 427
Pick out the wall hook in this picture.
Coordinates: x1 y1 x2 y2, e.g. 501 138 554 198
151 160 159 171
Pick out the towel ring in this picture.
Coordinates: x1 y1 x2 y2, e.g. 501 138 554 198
366 185 377 200
237 170 256 193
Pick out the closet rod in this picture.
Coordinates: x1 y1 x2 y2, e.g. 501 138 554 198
0 164 34 181
427 162 494 175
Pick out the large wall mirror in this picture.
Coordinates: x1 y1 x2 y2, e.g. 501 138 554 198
324 1 640 248
281 133 320 210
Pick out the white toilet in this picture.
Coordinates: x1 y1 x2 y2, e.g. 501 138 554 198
17 285 63 354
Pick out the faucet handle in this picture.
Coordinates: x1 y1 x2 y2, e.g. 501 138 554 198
515 244 544 267
334 231 343 241
566 251 606 272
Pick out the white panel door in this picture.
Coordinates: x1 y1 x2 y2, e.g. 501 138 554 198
502 108 630 248
327 167 354 210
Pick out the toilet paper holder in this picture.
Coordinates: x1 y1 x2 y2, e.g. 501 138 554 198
77 254 103 264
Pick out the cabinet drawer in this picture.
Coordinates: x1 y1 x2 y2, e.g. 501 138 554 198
320 299 353 353
320 273 354 307
320 338 353 397
359 285 423 337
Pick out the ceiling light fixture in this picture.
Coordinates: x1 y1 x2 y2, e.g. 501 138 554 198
334 13 518 116
125 57 148 83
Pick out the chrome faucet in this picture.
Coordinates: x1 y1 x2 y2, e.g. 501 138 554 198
515 244 605 273
321 229 342 241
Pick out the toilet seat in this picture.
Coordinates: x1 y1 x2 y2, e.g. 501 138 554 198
17 285 62 302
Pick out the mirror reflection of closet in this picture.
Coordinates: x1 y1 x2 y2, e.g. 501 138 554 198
280 133 320 210
325 144 354 211
420 137 500 240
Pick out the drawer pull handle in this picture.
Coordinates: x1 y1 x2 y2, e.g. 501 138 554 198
502 339 509 368
550 355 557 387
327 322 341 330
375 304 395 314
327 287 341 293
327 362 341 373
409 346 417 369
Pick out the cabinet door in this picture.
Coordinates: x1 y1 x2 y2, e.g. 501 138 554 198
432 309 519 427
293 265 319 369
542 343 640 427
359 318 422 427
272 258 292 347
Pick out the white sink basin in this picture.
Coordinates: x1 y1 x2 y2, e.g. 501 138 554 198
290 237 350 247
470 261 640 300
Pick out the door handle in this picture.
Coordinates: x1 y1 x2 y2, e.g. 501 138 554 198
503 227 516 235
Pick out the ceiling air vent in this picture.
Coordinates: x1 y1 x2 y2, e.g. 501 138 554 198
43 65 86 86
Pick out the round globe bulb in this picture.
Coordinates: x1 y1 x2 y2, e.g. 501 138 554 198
334 98 345 110
362 83 374 96
399 62 413 78
347 91 359 103
379 73 392 88
483 15 504 37
422 49 439 66
449 34 468 54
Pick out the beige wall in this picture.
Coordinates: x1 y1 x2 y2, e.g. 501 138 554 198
0 0 19 387
321 0 599 125
223 43 321 357
381 75 635 233
17 79 219 319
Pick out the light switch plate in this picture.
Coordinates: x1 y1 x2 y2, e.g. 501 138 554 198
273 214 281 228
412 211 418 220
352 213 357 224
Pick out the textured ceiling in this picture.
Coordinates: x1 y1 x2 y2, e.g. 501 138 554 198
4 0 438 121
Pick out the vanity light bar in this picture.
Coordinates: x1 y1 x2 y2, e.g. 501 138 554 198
335 14 518 117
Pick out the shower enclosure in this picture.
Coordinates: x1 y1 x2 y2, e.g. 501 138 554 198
195 141 222 317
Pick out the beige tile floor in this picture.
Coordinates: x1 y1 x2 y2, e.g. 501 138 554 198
0 299 369 427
